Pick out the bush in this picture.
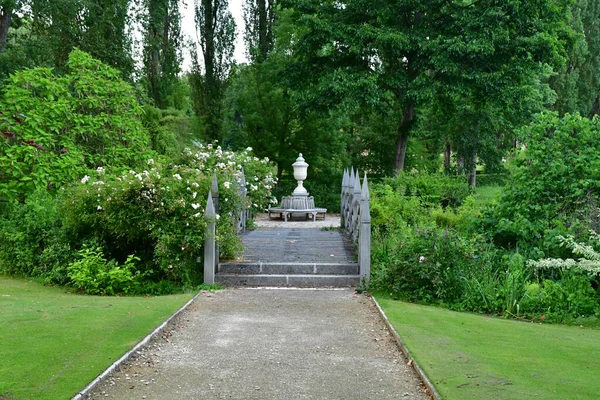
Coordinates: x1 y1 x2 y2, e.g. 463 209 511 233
372 226 500 309
0 189 75 281
483 112 600 253
0 50 152 202
68 246 146 295
383 172 472 209
0 145 276 293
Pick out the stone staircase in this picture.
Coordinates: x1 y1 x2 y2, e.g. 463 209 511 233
215 227 360 287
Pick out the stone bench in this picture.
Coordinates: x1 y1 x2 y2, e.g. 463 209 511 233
268 196 327 221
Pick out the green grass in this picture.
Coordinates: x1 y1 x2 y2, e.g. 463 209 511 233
472 185 503 208
0 276 194 400
375 293 600 400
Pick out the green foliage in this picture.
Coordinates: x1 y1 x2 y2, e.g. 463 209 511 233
0 50 151 202
551 0 600 117
0 144 275 293
0 189 74 282
528 231 600 275
140 0 183 109
373 226 500 309
383 172 472 209
520 272 599 321
278 0 568 173
476 173 509 187
67 246 145 295
484 112 600 251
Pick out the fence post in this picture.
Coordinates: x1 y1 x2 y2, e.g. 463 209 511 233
211 171 220 273
352 171 361 243
341 169 348 227
238 168 247 233
359 173 371 282
204 191 216 285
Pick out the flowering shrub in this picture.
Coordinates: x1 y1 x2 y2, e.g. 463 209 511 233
58 145 276 290
177 144 278 213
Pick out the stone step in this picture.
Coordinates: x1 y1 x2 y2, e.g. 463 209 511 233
215 273 362 288
218 262 359 275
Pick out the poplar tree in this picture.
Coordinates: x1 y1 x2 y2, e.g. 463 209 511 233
243 0 275 63
191 0 235 141
141 0 183 108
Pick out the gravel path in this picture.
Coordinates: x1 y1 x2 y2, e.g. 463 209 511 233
253 212 341 229
88 288 428 399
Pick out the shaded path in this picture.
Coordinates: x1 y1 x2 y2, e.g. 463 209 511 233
88 289 428 399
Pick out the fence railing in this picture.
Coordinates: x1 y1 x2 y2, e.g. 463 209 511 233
341 168 371 282
203 168 250 285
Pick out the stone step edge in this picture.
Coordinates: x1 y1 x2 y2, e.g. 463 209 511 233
218 262 359 275
219 262 358 266
216 274 362 287
216 274 362 277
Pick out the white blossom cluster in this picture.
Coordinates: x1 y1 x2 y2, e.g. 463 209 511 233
526 232 600 275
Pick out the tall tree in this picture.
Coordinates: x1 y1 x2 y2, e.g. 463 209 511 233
279 0 567 175
191 0 235 141
141 0 182 108
28 0 133 76
0 0 18 52
243 0 275 63
551 0 600 117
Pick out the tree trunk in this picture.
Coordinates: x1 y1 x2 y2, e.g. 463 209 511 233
257 0 267 62
456 156 464 175
469 151 477 191
590 95 600 118
0 6 13 52
443 142 451 171
393 102 415 175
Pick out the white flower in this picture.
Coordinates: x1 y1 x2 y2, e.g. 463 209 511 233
81 175 90 184
181 247 185 251
192 192 197 199
216 162 226 169
192 182 200 188
193 212 201 218
96 166 104 174
97 205 103 211
246 146 253 151
92 180 104 185
215 214 220 220
147 159 154 165
250 184 258 191
419 256 425 263
224 181 231 189
173 174 182 180
191 203 201 209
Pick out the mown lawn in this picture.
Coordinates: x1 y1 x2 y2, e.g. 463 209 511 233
376 293 600 400
0 277 194 400
473 185 503 208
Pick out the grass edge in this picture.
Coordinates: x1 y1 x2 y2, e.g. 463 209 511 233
70 289 206 400
370 294 442 400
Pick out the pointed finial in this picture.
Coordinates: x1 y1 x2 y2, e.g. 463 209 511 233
205 191 215 217
361 173 369 201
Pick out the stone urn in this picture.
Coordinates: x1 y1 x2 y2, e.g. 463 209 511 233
292 153 309 196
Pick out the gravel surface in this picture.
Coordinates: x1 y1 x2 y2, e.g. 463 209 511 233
87 288 429 399
253 213 341 229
